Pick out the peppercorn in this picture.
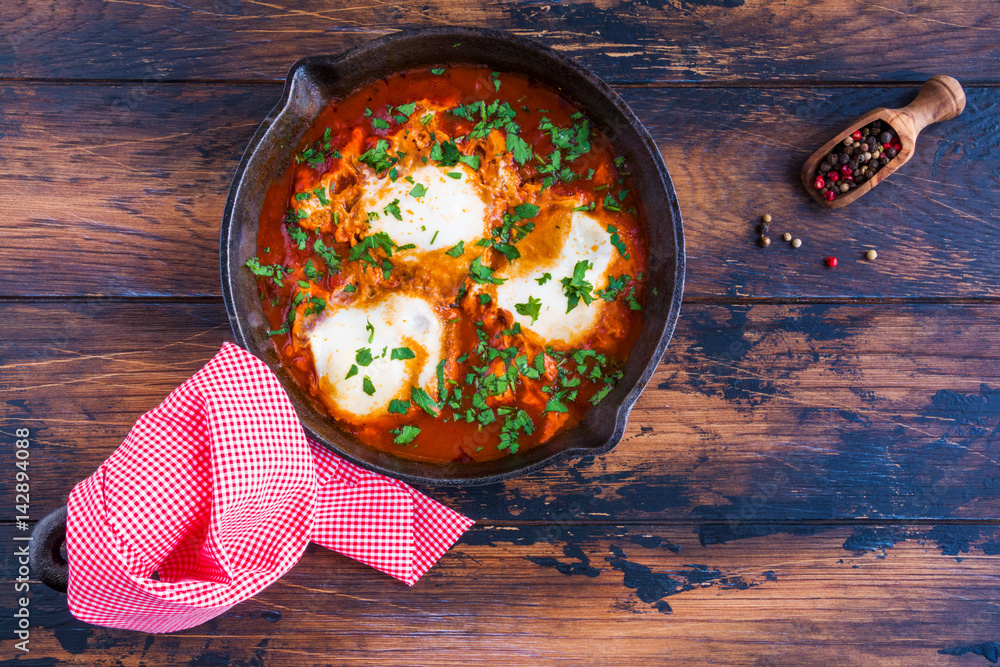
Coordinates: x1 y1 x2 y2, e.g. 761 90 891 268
825 256 838 267
758 223 769 234
866 249 877 261
843 136 853 146
791 238 802 248
879 131 891 144
759 236 771 247
782 232 792 242
761 214 772 223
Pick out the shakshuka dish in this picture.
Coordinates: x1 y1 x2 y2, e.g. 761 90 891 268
249 65 648 464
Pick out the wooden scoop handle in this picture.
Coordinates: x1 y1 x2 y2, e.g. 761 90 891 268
897 75 966 135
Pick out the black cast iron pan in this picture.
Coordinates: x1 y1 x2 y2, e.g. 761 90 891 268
220 27 685 486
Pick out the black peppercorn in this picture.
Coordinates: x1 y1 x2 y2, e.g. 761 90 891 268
886 147 898 158
879 131 892 144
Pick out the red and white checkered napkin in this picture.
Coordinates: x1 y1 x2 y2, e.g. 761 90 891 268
65 342 474 633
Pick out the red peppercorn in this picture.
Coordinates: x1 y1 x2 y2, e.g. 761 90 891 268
840 165 853 176
851 130 863 141
892 142 901 151
814 176 825 189
825 256 838 267
827 171 840 182
825 190 836 201
883 143 892 151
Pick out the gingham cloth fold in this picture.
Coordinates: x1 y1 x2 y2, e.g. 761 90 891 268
65 342 473 633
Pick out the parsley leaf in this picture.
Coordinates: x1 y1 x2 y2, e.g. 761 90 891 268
362 376 376 396
365 318 375 343
345 364 359 380
349 232 398 267
245 257 286 286
388 399 410 414
409 183 428 198
356 348 374 367
515 296 542 325
391 347 416 360
446 241 465 257
313 238 342 274
430 68 445 75
535 272 552 285
391 424 421 444
545 398 569 413
506 133 532 165
607 225 629 258
468 257 506 284
410 386 439 416
514 203 539 219
445 171 462 179
395 102 417 117
561 260 595 312
383 198 402 220
358 139 398 173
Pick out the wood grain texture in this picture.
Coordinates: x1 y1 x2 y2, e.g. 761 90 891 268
5 301 999 527
0 83 996 299
2 0 999 84
2 526 999 666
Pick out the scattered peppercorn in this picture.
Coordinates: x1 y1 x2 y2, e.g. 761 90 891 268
782 232 792 242
758 223 769 234
761 214 772 223
791 238 802 248
866 249 878 261
812 119 900 202
825 256 838 267
759 236 772 248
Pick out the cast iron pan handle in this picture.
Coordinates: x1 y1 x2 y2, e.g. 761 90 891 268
30 506 69 593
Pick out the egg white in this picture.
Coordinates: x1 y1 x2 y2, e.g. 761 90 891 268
306 293 443 420
494 211 614 347
359 164 488 253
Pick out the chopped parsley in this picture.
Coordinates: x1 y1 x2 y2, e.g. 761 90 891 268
391 347 416 360
348 232 398 268
313 238 342 274
388 399 410 414
410 386 439 416
365 318 375 343
596 274 629 301
409 183 428 198
356 348 374 367
391 424 421 444
383 199 402 220
561 260 595 312
535 272 552 285
358 139 398 173
345 364 359 380
245 257 289 287
468 257 506 285
362 376 376 396
446 241 465 257
430 68 445 75
514 296 542 325
445 171 462 179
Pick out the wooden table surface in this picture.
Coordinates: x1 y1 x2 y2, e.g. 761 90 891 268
2 1 999 665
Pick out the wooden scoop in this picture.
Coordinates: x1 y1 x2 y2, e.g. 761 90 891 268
801 75 966 208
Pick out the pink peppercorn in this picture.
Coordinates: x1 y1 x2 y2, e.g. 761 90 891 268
814 176 825 189
825 190 836 201
851 130 863 141
825 256 838 268
827 171 840 182
840 165 853 176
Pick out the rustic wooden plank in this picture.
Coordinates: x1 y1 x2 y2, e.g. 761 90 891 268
0 83 996 299
2 0 999 83
4 300 999 526
3 525 999 665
